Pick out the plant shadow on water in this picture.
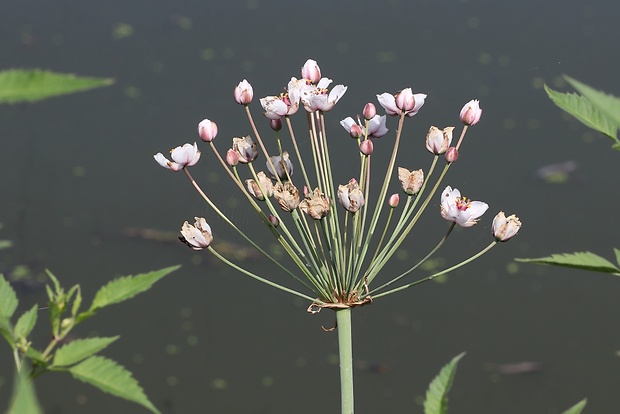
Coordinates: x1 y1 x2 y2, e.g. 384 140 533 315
1 0 620 413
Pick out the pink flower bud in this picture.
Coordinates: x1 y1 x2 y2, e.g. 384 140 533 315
270 118 282 131
460 99 482 126
301 59 321 84
388 193 400 208
198 119 218 142
226 149 239 166
445 147 459 163
349 124 363 139
269 214 280 227
360 139 373 155
363 103 376 120
234 79 253 105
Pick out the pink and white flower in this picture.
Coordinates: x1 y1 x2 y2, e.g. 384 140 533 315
154 142 201 171
340 115 388 139
377 88 426 117
440 186 488 227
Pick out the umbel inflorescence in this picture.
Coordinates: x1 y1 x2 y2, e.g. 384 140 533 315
155 59 521 313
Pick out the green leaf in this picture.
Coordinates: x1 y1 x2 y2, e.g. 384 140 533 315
14 304 38 340
85 266 180 316
67 356 160 414
24 347 47 365
45 269 61 295
0 274 18 320
52 336 119 367
424 352 465 414
0 69 114 104
564 76 620 130
562 398 587 414
516 251 620 274
544 84 617 140
614 248 620 267
7 369 43 414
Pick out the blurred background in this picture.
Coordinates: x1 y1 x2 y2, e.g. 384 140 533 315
1 0 619 413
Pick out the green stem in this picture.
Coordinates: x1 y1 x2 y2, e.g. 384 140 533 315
337 308 354 414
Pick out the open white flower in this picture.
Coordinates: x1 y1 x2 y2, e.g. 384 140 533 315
154 142 201 171
440 186 488 227
302 78 347 112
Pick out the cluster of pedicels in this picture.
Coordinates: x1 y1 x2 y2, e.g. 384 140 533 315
154 59 521 306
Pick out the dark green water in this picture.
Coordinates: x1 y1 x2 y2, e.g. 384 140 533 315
1 1 620 413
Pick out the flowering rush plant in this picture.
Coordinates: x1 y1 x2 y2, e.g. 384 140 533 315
155 59 521 413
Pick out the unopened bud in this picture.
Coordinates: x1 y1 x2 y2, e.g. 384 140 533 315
363 103 376 120
349 124 363 139
445 147 459 163
460 99 482 126
388 193 400 207
269 214 280 227
270 118 282 131
234 79 253 105
360 139 373 155
226 149 239 166
198 119 218 142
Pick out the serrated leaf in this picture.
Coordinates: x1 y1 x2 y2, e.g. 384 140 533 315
14 304 38 340
86 265 180 314
7 369 43 414
0 275 18 325
544 84 617 140
0 314 15 347
67 356 160 414
0 69 114 104
52 336 119 367
424 352 465 414
516 251 620 274
562 398 587 414
564 76 620 129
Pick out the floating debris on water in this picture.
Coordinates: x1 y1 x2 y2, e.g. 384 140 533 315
534 160 578 184
490 361 543 375
122 227 260 260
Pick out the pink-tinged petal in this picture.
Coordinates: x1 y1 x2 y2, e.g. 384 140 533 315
395 88 415 111
460 99 482 125
171 142 201 166
377 93 399 115
406 93 427 117
234 79 253 105
301 59 321 83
